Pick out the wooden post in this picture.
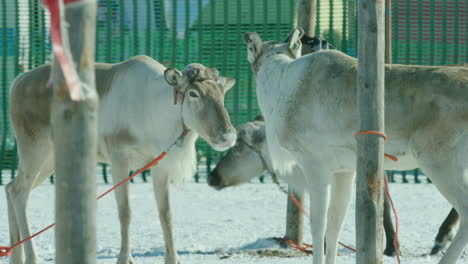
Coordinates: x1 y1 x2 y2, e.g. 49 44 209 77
356 0 386 262
285 185 304 246
284 0 316 247
297 0 317 54
50 1 98 264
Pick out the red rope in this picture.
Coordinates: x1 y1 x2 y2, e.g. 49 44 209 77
354 130 398 161
97 152 167 200
0 151 169 257
285 193 357 254
355 130 400 263
282 236 357 255
354 130 388 141
283 236 313 254
384 176 401 264
338 242 356 252
0 223 56 257
288 193 309 218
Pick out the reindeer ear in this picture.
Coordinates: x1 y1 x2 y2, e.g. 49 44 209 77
254 115 264 122
288 27 304 55
164 68 183 86
243 32 263 64
251 124 266 145
218 77 236 92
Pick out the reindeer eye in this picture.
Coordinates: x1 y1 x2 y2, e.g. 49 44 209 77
189 91 199 98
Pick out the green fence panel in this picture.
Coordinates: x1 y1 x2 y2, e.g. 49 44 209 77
1 0 467 184
1 0 20 184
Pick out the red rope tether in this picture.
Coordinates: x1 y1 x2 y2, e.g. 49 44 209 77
384 176 401 264
355 130 400 263
0 150 170 257
354 130 398 162
285 193 357 254
354 130 388 141
283 236 313 254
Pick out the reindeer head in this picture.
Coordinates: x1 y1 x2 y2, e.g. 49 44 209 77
243 28 304 73
164 64 237 151
208 115 268 189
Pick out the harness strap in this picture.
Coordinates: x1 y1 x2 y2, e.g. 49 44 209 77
173 88 186 105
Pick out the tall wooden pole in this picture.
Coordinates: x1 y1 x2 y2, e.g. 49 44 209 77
284 0 316 247
356 0 386 263
285 184 304 246
298 0 317 54
50 1 98 264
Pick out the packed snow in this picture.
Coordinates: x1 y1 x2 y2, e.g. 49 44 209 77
0 179 466 264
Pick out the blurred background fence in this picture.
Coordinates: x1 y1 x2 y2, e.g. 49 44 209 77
1 0 467 184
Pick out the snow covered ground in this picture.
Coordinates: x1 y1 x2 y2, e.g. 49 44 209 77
0 181 466 264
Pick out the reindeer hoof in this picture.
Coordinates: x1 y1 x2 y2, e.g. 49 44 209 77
430 244 444 255
164 254 180 264
384 247 395 257
116 255 134 264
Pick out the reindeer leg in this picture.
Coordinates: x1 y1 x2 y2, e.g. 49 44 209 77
414 154 468 264
430 207 459 255
307 176 330 264
151 169 180 264
383 189 399 257
6 145 52 264
109 157 134 264
6 181 23 264
325 172 354 264
438 213 468 264
7 171 47 264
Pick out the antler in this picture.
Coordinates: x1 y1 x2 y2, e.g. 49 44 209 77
182 63 219 82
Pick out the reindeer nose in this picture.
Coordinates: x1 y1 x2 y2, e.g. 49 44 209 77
208 169 222 188
220 127 236 144
211 128 237 151
221 131 236 145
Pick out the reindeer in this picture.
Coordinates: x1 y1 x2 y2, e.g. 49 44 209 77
240 27 468 264
208 115 399 256
6 56 236 264
297 33 462 258
209 116 466 258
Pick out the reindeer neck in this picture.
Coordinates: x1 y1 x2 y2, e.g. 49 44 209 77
255 54 293 117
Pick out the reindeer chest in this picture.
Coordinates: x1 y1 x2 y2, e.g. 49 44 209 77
96 132 159 169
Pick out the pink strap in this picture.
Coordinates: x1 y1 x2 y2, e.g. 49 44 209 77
42 0 84 101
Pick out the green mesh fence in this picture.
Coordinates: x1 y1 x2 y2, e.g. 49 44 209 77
1 0 467 184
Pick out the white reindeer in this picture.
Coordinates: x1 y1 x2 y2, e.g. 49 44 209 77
6 56 236 264
208 115 400 257
242 27 468 264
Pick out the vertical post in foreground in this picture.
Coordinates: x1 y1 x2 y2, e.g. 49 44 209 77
284 0 316 246
49 1 98 264
297 0 316 54
356 0 386 262
285 184 304 246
